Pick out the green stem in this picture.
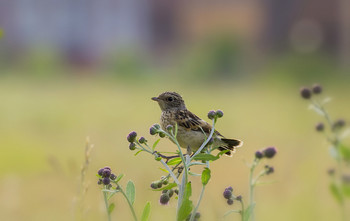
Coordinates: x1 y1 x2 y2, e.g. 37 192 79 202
240 199 245 221
103 191 111 221
118 185 138 221
190 184 206 221
249 159 258 221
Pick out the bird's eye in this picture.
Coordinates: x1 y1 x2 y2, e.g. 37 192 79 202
167 97 174 102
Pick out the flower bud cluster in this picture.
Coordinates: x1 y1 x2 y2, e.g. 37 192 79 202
255 147 277 159
207 110 224 120
159 188 176 205
97 166 117 188
300 84 323 99
222 186 242 206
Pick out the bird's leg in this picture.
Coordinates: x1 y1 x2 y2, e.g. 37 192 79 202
186 146 192 156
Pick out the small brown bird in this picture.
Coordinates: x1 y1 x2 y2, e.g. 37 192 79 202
152 92 242 156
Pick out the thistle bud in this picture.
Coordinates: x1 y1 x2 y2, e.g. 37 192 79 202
312 84 322 94
129 142 136 150
127 131 137 143
216 110 224 118
300 87 312 99
159 194 170 205
138 137 147 144
263 147 277 159
207 110 216 120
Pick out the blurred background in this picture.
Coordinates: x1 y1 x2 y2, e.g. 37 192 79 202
0 0 349 220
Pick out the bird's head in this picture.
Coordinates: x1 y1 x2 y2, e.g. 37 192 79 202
152 92 186 111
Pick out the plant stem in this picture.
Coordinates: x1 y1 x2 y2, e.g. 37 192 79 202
118 185 138 221
249 159 258 221
240 200 245 221
103 191 111 221
190 184 206 221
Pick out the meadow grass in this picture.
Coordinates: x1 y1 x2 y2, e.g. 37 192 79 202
0 75 349 220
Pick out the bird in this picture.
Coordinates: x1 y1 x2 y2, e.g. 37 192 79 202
151 92 242 156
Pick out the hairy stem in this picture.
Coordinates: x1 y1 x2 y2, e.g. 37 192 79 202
103 191 111 221
117 185 138 221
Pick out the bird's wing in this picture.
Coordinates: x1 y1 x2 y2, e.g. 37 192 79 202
175 110 223 136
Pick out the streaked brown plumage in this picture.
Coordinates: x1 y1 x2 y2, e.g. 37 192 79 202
152 92 242 156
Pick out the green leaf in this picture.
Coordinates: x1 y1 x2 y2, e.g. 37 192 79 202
330 182 344 204
167 157 182 165
134 150 143 156
177 182 193 221
114 174 124 184
141 202 151 221
152 139 161 150
243 203 255 221
201 167 211 185
126 180 136 205
152 182 177 191
216 149 229 157
342 183 350 198
158 168 169 173
193 153 219 161
339 144 350 162
108 203 115 214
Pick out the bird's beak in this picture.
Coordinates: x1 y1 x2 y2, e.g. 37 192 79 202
151 97 159 101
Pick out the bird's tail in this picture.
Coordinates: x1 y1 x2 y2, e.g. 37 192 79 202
218 138 243 156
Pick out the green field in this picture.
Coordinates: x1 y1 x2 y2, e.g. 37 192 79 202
0 75 349 221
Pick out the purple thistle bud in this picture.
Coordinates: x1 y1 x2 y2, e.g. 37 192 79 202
216 110 224 118
98 168 104 176
138 137 147 144
102 177 110 185
150 126 157 135
312 84 322 94
236 195 242 201
166 125 173 132
150 182 158 189
102 169 111 178
223 189 233 199
97 179 102 185
227 198 234 205
300 87 312 99
129 142 136 150
127 131 137 143
207 110 216 120
333 119 346 130
226 186 233 192
159 194 170 205
104 166 111 171
168 189 174 197
315 122 324 132
110 174 117 180
263 147 277 159
255 151 263 159
266 166 274 175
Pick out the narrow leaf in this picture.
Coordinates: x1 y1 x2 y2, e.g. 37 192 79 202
126 180 136 205
151 183 177 191
201 167 211 185
152 139 161 150
141 202 151 221
177 182 193 221
158 168 169 173
134 150 143 156
167 157 182 165
330 182 344 204
243 203 255 221
114 174 124 184
216 149 229 157
193 153 219 161
108 203 115 214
